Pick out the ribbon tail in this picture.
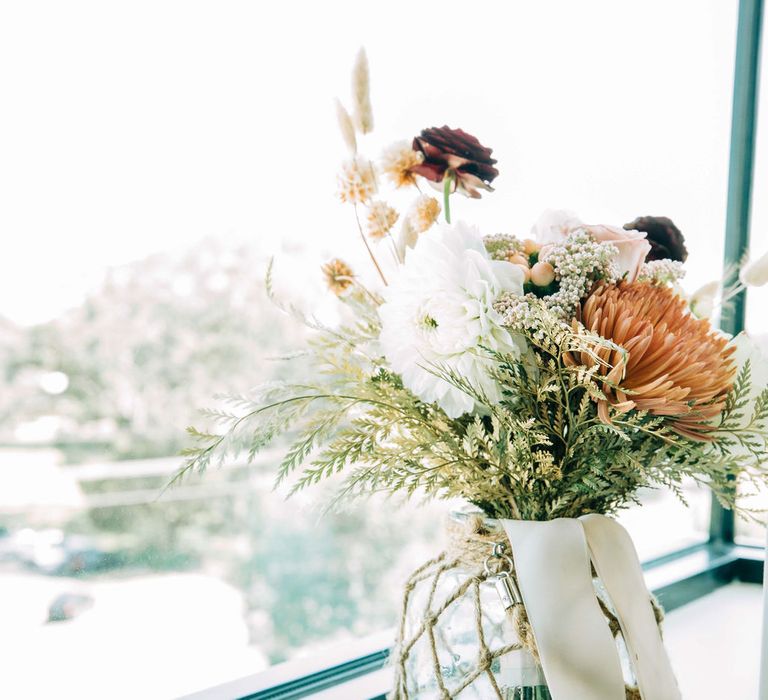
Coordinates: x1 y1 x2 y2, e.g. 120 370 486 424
580 514 682 700
501 518 626 700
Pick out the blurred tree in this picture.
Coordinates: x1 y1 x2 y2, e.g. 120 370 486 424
1 239 305 458
0 237 449 665
0 317 27 440
236 487 444 663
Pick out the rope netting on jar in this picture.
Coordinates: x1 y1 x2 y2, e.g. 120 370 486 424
389 515 665 700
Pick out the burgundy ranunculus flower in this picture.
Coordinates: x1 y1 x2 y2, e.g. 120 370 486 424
624 215 688 263
410 126 499 199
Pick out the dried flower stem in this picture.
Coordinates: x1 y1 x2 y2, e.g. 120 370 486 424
388 233 404 265
354 204 388 286
708 263 746 318
443 172 454 224
721 282 745 307
383 242 400 267
353 279 383 305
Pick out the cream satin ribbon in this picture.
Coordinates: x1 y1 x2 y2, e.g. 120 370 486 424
501 515 681 700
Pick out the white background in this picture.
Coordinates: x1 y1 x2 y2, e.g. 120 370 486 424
2 0 758 327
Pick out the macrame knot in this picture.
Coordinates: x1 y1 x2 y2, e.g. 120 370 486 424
445 513 510 570
477 649 493 672
511 603 540 661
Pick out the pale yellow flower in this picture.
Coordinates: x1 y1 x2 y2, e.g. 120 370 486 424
381 141 423 188
322 258 355 296
366 201 399 240
337 157 377 204
409 195 441 233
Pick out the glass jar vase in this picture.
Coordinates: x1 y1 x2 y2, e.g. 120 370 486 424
399 561 550 699
391 510 642 699
392 513 551 699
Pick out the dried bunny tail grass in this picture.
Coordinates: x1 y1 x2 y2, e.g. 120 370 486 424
334 99 357 154
569 281 737 439
689 280 720 319
351 47 373 134
740 249 768 287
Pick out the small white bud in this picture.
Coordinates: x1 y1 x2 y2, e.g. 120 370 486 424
689 280 719 319
740 249 768 287
335 99 357 154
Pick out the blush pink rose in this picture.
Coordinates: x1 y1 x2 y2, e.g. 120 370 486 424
582 224 651 283
530 211 653 282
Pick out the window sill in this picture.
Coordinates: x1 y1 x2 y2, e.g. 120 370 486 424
182 542 764 700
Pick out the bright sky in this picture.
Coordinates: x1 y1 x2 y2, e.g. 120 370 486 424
2 0 765 327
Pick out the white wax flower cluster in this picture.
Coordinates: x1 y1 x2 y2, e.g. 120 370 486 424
638 259 686 285
538 230 619 319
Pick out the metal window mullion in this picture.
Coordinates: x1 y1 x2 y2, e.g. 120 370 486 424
711 0 764 544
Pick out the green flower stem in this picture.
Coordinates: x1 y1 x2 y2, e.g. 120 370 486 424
443 171 454 224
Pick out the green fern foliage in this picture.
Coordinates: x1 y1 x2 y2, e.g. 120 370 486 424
178 287 768 521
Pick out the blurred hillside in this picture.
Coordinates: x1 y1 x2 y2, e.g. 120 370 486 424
0 239 306 460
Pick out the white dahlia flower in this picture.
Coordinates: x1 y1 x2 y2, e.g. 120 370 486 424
379 221 526 417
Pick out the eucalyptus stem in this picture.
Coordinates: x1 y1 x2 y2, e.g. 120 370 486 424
443 171 454 224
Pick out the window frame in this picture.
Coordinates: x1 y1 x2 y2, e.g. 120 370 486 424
710 0 764 547
182 543 764 700
186 2 765 697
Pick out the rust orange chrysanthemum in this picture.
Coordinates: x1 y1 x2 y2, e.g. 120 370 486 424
567 281 737 440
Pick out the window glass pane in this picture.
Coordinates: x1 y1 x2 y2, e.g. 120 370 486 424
737 5 768 546
0 2 738 696
617 484 712 562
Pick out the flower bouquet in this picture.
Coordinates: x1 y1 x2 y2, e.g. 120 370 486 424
179 50 768 699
